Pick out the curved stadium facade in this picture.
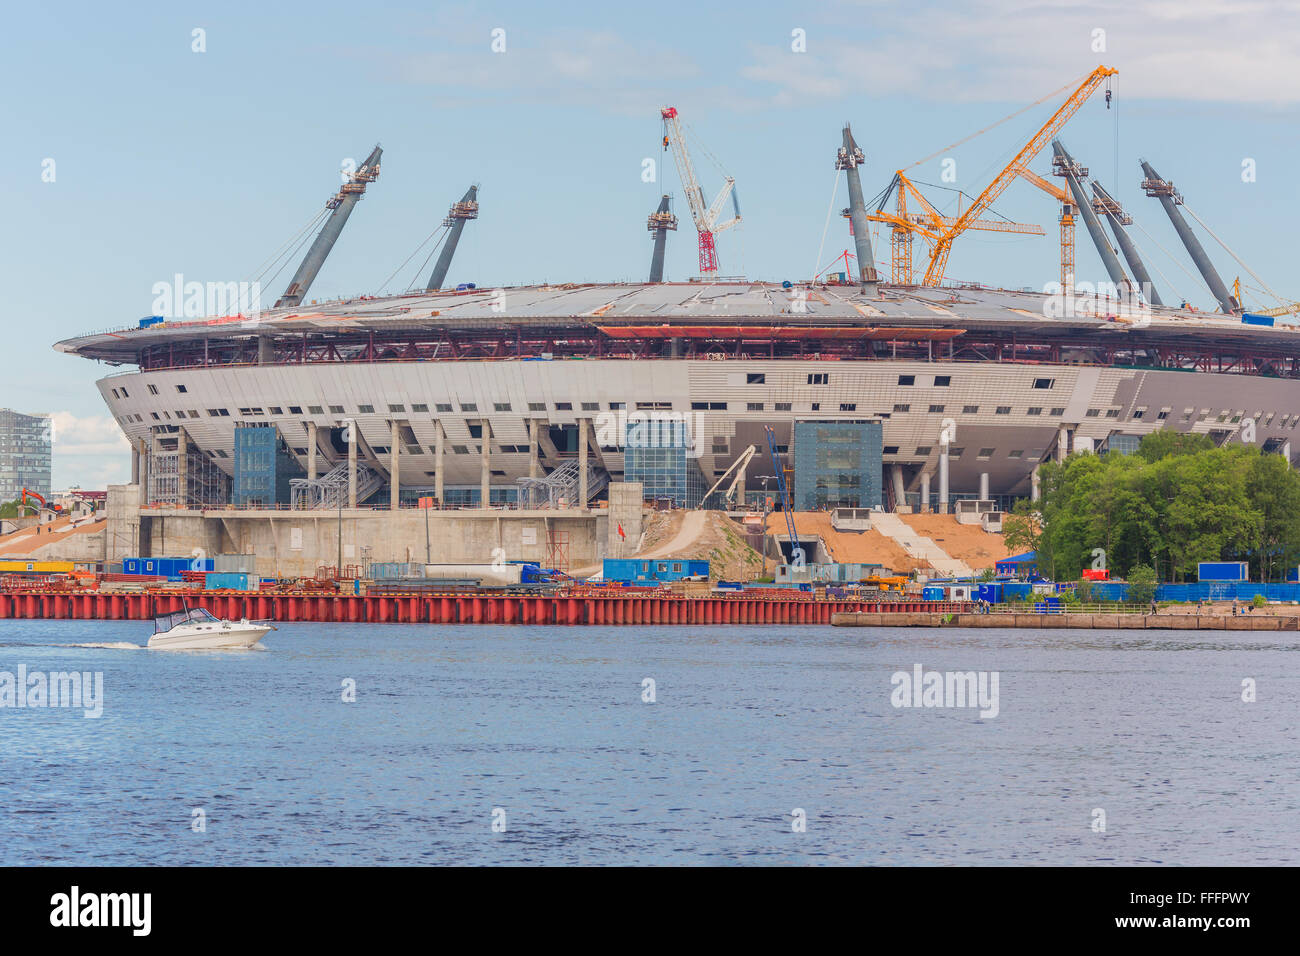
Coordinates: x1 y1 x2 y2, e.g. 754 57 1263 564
56 281 1300 511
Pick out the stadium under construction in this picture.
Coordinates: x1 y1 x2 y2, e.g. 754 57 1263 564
51 66 1300 560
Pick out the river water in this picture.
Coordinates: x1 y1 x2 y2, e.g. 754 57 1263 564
0 620 1295 865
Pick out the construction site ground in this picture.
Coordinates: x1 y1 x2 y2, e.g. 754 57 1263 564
766 511 927 573
576 510 766 581
765 511 1012 575
896 514 1014 570
0 514 102 558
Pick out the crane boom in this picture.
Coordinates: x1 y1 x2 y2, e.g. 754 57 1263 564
661 108 707 227
763 426 802 568
698 445 756 509
867 169 1043 284
921 66 1116 286
660 106 740 273
1016 167 1077 289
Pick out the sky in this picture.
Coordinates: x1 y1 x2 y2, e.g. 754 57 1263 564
4 0 1299 489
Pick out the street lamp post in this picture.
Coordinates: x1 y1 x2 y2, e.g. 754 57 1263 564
424 497 431 564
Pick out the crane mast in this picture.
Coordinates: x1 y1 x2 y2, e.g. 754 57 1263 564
867 171 1044 285
660 106 740 274
1015 166 1076 290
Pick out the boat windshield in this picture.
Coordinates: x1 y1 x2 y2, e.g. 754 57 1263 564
153 607 221 633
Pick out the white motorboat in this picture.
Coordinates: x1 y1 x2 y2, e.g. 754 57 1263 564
148 605 273 650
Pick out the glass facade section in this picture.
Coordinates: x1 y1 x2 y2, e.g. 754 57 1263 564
1106 433 1142 455
623 418 708 507
791 420 883 510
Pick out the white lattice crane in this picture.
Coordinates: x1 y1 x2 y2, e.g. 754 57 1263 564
660 106 741 273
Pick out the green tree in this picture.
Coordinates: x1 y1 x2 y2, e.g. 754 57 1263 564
1076 576 1093 604
1002 499 1040 557
1244 452 1300 581
1127 564 1158 605
1136 430 1214 463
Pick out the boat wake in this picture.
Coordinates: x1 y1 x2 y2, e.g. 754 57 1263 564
68 642 145 650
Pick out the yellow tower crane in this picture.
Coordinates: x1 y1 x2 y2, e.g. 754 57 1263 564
866 172 1044 286
1016 167 1076 290
918 65 1117 286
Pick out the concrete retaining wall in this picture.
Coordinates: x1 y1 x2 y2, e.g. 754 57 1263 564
831 611 1299 631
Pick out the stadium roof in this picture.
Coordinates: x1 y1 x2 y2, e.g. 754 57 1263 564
54 281 1300 365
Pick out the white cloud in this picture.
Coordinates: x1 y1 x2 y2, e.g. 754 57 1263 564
746 0 1300 106
50 411 130 489
377 2 1300 113
389 29 701 115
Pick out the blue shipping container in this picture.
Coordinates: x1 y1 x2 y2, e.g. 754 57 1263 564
603 558 710 584
1241 313 1275 327
205 572 251 590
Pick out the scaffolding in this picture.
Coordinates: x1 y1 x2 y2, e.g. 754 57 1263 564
289 461 384 509
546 527 569 573
147 428 230 507
516 458 608 509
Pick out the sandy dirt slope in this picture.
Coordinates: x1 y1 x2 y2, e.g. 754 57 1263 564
577 510 765 581
897 514 1013 570
764 511 929 573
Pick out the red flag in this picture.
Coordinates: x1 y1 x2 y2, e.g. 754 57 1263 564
617 523 626 539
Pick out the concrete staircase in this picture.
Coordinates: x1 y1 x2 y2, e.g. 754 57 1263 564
871 512 975 578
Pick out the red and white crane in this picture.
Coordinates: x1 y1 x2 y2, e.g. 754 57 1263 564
660 106 741 274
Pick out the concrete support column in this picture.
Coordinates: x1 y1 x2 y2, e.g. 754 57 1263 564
1057 427 1069 462
175 427 189 507
921 472 931 512
131 444 140 485
306 422 317 481
890 464 905 510
1031 464 1041 502
979 472 989 500
579 419 589 508
433 421 445 506
479 421 491 508
528 419 540 479
390 420 400 511
938 448 950 515
138 437 150 506
346 419 357 508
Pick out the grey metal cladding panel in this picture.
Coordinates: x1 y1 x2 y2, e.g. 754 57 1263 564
1109 372 1145 412
1063 367 1105 421
1133 370 1300 419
